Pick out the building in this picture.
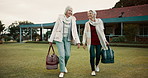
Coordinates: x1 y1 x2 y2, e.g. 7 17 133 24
19 4 148 43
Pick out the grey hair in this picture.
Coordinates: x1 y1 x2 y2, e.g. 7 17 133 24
88 10 97 18
64 6 73 15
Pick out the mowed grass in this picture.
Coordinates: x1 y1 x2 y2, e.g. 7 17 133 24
0 43 148 78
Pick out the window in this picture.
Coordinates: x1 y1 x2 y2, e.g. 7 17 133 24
139 26 148 35
105 26 113 35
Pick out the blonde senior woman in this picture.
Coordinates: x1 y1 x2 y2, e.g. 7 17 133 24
48 6 80 77
82 10 109 76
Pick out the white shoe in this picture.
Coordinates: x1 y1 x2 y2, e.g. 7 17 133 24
65 67 68 73
59 73 64 78
95 65 100 72
91 71 96 76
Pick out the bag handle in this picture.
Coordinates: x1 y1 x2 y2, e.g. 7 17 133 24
47 45 55 56
107 45 112 50
107 45 110 50
107 45 114 59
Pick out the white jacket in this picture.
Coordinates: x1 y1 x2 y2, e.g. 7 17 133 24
48 15 80 44
82 18 108 50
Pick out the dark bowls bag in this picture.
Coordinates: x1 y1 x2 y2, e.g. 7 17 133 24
46 45 59 70
101 46 114 63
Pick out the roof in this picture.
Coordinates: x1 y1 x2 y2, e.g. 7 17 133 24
76 16 148 24
19 22 55 28
20 4 148 28
74 4 148 20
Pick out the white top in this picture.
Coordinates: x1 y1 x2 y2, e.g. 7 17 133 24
82 18 108 50
63 16 71 37
48 14 80 44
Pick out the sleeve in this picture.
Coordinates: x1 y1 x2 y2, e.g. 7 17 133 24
102 29 107 42
73 16 80 44
82 23 87 45
100 19 107 42
48 16 60 42
99 19 104 30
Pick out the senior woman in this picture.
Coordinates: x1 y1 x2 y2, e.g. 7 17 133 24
48 6 80 77
82 10 109 76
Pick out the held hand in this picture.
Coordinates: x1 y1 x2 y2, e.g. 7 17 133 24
49 42 52 46
77 43 80 49
83 44 86 49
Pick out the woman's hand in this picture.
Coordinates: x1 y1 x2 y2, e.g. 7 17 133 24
83 44 86 49
49 42 52 46
77 43 80 49
106 41 109 46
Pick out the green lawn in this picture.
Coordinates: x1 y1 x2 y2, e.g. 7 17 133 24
0 43 148 78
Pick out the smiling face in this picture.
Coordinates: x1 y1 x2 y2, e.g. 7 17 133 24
87 10 95 20
65 9 72 17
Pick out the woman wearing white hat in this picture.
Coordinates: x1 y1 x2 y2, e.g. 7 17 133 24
48 6 80 77
82 10 109 76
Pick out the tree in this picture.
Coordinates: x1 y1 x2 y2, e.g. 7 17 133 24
19 21 39 41
45 31 51 41
23 27 39 41
8 22 20 40
113 0 148 8
8 21 39 41
0 21 5 35
0 21 5 43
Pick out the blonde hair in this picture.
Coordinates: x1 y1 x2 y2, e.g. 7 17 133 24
64 6 73 15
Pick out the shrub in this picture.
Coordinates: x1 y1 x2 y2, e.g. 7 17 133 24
111 36 126 42
26 41 49 44
4 35 12 41
26 41 56 44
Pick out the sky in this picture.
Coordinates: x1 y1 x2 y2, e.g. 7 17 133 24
0 0 119 27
